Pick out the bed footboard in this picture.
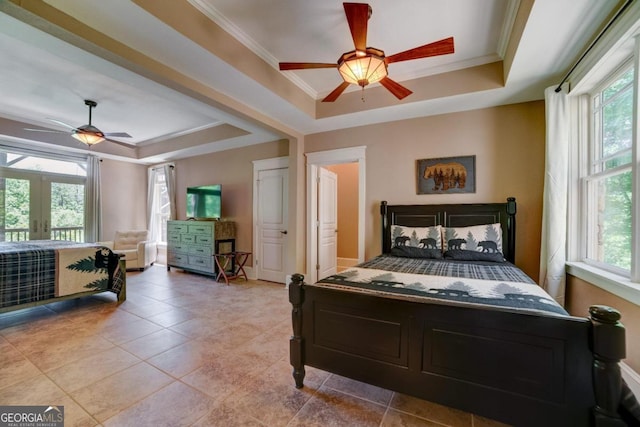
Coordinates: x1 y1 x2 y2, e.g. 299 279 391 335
289 274 628 427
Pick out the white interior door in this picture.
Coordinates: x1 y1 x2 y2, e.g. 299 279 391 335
317 167 338 280
256 168 288 283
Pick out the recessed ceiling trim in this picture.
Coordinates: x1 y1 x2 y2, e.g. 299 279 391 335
187 0 319 99
331 54 503 98
498 0 521 59
136 120 223 146
187 0 274 63
141 132 278 164
381 54 503 90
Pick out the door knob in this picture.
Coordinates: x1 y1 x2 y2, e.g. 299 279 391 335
280 230 288 235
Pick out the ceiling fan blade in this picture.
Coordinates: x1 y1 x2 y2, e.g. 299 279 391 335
279 62 337 70
104 132 132 138
46 118 78 130
379 77 412 100
23 128 66 134
105 138 136 148
322 82 351 102
386 37 455 64
344 3 370 52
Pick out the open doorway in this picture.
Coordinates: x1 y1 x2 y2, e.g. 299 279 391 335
324 163 359 272
306 146 365 284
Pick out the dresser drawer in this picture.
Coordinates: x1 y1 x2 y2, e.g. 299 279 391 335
170 243 189 254
167 233 181 244
188 224 213 235
168 223 189 233
181 234 196 244
195 235 213 244
189 246 212 257
168 253 189 266
188 255 213 270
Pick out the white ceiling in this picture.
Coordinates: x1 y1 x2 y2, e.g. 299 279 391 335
194 0 509 97
0 0 622 163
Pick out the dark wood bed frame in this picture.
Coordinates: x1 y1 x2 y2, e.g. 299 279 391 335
289 198 627 426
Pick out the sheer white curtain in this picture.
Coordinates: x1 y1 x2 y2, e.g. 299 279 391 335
147 167 159 242
147 164 176 243
164 164 176 221
539 85 570 305
85 155 101 242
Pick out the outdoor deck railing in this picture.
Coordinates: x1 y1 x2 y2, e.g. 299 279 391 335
1 226 84 242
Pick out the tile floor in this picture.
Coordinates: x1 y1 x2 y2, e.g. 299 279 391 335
0 266 509 426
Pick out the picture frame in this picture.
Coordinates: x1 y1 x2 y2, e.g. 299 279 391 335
416 155 476 194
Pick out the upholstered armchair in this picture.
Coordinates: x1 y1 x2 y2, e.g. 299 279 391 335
99 230 157 271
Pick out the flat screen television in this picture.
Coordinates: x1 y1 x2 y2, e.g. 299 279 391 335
186 185 222 219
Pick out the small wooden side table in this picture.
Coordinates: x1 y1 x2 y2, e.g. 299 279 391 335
213 251 251 285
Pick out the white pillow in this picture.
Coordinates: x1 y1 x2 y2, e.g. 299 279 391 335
391 225 442 250
442 223 502 253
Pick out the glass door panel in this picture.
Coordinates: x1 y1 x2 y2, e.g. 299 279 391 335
50 182 85 242
0 173 85 242
0 177 31 241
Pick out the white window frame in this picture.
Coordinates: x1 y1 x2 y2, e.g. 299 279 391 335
567 33 640 306
581 62 634 277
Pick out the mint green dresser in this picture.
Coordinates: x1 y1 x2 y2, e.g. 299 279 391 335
167 220 235 276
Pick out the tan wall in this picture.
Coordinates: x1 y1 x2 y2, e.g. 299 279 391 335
99 102 545 279
326 163 359 259
100 159 147 240
566 275 640 372
305 101 546 280
173 140 288 260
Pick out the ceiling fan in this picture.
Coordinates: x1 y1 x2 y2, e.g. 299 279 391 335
25 99 134 148
279 2 454 102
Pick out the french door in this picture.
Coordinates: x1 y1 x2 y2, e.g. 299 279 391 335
1 169 85 242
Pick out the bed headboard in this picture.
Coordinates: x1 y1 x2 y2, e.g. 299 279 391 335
380 197 517 263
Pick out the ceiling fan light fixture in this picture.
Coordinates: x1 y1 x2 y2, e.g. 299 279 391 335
338 48 387 87
278 3 452 102
72 125 105 146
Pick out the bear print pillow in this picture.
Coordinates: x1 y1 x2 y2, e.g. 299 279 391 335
442 223 505 262
390 225 442 259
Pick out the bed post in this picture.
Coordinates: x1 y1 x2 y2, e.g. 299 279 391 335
289 273 306 388
381 201 389 253
590 305 626 426
506 197 516 263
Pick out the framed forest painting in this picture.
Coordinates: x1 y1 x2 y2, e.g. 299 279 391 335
417 155 476 194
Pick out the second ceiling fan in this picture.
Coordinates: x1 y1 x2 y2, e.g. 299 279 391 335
279 2 455 102
25 99 134 148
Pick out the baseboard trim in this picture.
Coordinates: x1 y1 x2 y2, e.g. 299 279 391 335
621 361 640 398
244 266 255 281
338 257 358 269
